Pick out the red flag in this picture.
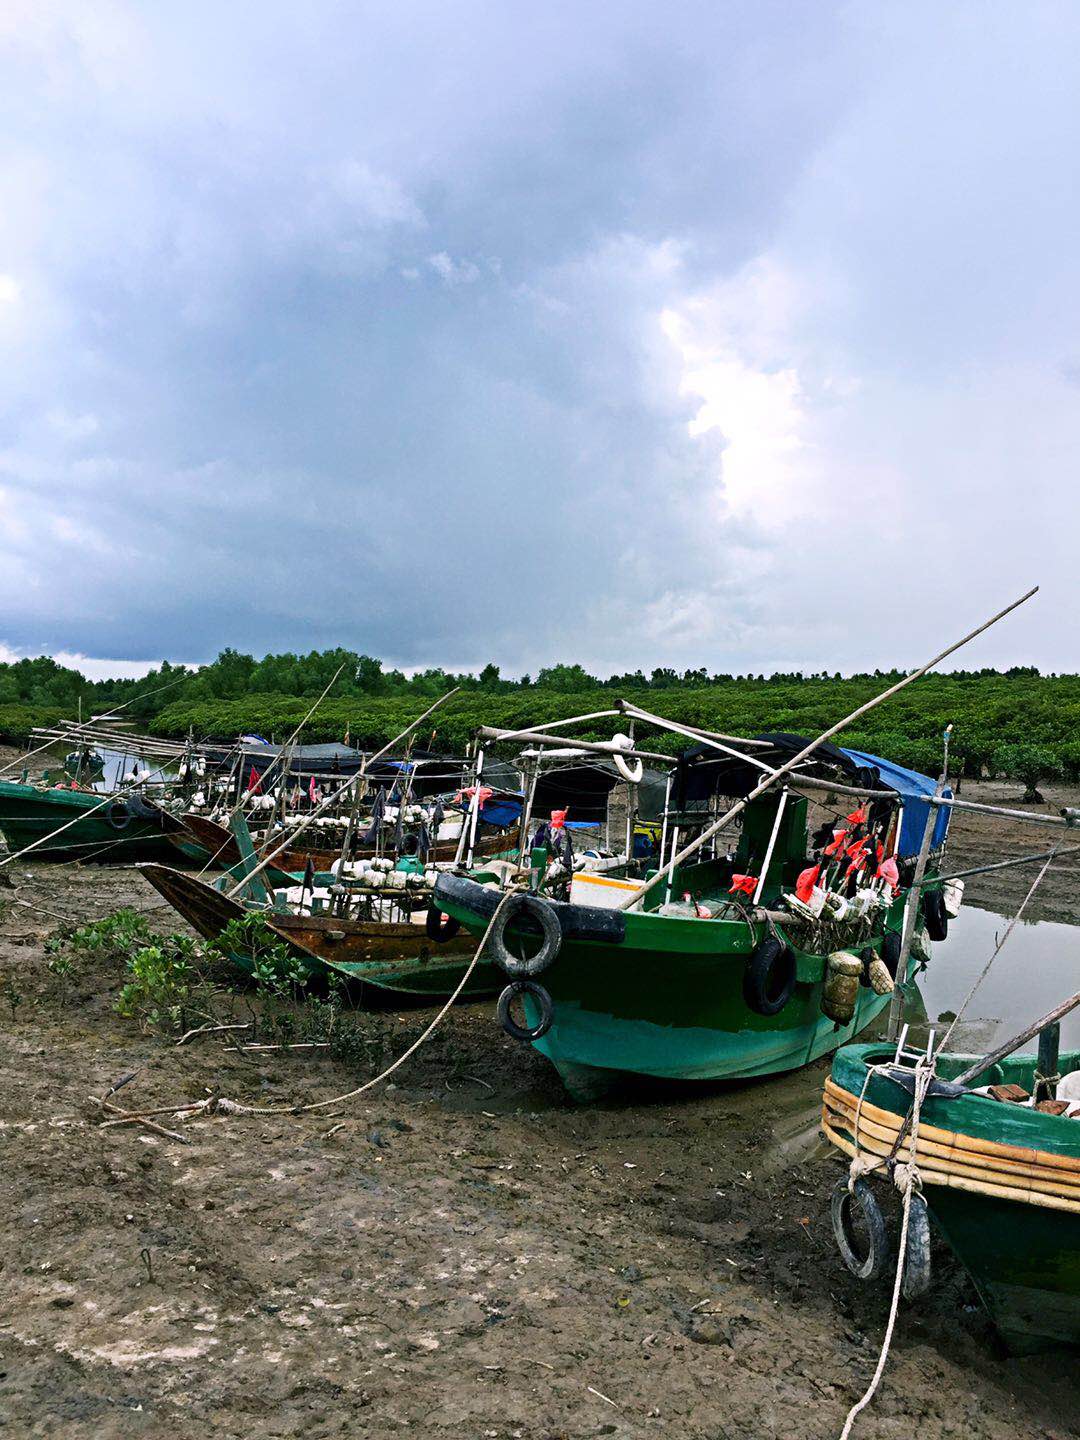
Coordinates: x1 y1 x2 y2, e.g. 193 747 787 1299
795 863 822 903
247 765 261 794
728 873 757 896
846 807 867 826
823 827 848 858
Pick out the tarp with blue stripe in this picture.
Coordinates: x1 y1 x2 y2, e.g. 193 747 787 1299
841 748 950 856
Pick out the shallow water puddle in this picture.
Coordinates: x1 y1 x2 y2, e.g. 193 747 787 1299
917 901 1080 1050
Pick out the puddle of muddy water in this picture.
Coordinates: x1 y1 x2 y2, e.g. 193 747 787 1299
916 900 1080 1052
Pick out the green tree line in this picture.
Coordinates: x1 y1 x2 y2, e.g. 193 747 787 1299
0 650 1076 785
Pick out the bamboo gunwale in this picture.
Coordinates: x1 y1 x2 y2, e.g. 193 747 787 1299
823 1080 1080 1212
823 1093 1080 1198
824 1078 1080 1172
823 1121 1080 1215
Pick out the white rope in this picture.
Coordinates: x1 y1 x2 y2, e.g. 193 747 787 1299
215 888 517 1118
839 1056 934 1440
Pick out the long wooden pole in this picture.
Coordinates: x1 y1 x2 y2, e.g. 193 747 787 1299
955 987 1080 1086
224 688 460 899
477 725 670 764
616 586 1039 913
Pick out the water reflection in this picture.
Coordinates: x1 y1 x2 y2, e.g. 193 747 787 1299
915 901 1080 1052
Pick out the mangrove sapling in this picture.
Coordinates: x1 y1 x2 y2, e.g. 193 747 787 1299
5 972 22 1021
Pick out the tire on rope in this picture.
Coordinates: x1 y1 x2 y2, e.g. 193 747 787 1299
610 732 644 786
831 1178 891 1283
425 906 461 943
743 936 796 1016
880 930 903 979
486 892 562 977
497 980 554 1041
106 801 131 832
902 1192 933 1298
922 887 949 942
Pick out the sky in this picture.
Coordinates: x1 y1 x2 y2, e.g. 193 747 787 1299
1 1 1078 681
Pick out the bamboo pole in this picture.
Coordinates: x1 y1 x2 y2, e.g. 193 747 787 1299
887 775 947 1038
224 689 460 899
955 986 1080 1086
490 709 621 743
616 701 778 770
917 844 1080 888
477 725 671 764
615 586 1039 913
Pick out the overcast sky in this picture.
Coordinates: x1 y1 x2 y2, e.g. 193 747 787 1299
1 2 1077 680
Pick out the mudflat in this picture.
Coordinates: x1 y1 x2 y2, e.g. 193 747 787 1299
0 768 1077 1439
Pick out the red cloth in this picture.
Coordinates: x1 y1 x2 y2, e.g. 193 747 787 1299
846 807 867 826
247 765 261 794
458 785 494 807
823 828 848 857
795 863 822 903
309 775 317 804
549 808 569 830
729 873 757 896
877 856 900 889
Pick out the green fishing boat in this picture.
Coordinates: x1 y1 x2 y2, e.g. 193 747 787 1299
432 739 952 1098
0 780 196 864
823 1041 1080 1352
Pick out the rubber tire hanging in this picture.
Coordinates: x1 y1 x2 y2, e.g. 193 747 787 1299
743 936 796 1016
498 980 554 1041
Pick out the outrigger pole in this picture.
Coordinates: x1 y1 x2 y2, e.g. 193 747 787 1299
614 586 1039 913
224 688 461 899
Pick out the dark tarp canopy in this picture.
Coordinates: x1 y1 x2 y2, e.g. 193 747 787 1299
673 733 949 858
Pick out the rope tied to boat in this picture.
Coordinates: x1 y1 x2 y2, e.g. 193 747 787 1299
212 887 521 1118
839 1054 934 1440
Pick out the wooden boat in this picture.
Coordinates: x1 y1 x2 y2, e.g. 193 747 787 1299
0 780 195 864
139 863 498 999
170 810 514 874
433 740 950 1099
822 1041 1080 1352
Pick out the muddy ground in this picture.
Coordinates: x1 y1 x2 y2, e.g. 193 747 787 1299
0 774 1078 1439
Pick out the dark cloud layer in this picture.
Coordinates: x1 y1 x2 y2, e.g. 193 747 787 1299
1 3 1077 676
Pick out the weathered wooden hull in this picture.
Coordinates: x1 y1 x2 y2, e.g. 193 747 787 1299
139 864 494 999
175 812 513 874
433 871 915 1098
0 782 185 863
824 1043 1080 1352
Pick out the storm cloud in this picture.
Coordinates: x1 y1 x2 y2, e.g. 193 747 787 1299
1 2 1077 676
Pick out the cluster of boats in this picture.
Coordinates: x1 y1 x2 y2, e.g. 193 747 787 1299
3 676 1078 1362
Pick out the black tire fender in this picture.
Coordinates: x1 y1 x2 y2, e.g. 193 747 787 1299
487 892 561 977
831 1178 891 1283
922 887 949 942
106 801 131 831
497 980 554 1041
881 930 903 979
743 936 796 1016
425 906 461 943
902 1192 933 1298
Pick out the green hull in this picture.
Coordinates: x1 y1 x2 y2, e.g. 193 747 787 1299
0 782 185 863
830 1044 1080 1352
434 871 916 1097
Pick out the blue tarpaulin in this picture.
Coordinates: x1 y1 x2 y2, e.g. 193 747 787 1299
841 748 951 856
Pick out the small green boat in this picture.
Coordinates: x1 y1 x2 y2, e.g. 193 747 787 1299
433 736 949 1099
824 1042 1080 1352
0 780 195 864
